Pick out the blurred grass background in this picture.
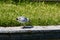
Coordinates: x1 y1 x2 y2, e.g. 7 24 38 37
0 0 60 26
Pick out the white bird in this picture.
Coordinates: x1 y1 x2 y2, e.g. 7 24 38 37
16 16 29 23
16 16 33 29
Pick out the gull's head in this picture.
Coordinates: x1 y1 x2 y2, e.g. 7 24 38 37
16 16 29 23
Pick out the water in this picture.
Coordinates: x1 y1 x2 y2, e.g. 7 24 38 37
0 32 60 40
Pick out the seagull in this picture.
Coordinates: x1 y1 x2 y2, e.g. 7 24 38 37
16 16 33 29
16 16 29 23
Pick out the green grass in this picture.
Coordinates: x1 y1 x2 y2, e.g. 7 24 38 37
0 2 60 26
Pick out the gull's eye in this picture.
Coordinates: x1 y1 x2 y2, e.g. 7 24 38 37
16 18 18 20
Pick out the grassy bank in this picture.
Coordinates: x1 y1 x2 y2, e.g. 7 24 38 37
0 2 60 26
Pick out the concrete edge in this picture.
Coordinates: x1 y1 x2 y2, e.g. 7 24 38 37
0 25 60 33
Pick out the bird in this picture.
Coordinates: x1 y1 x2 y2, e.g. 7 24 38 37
16 16 29 23
16 16 33 29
